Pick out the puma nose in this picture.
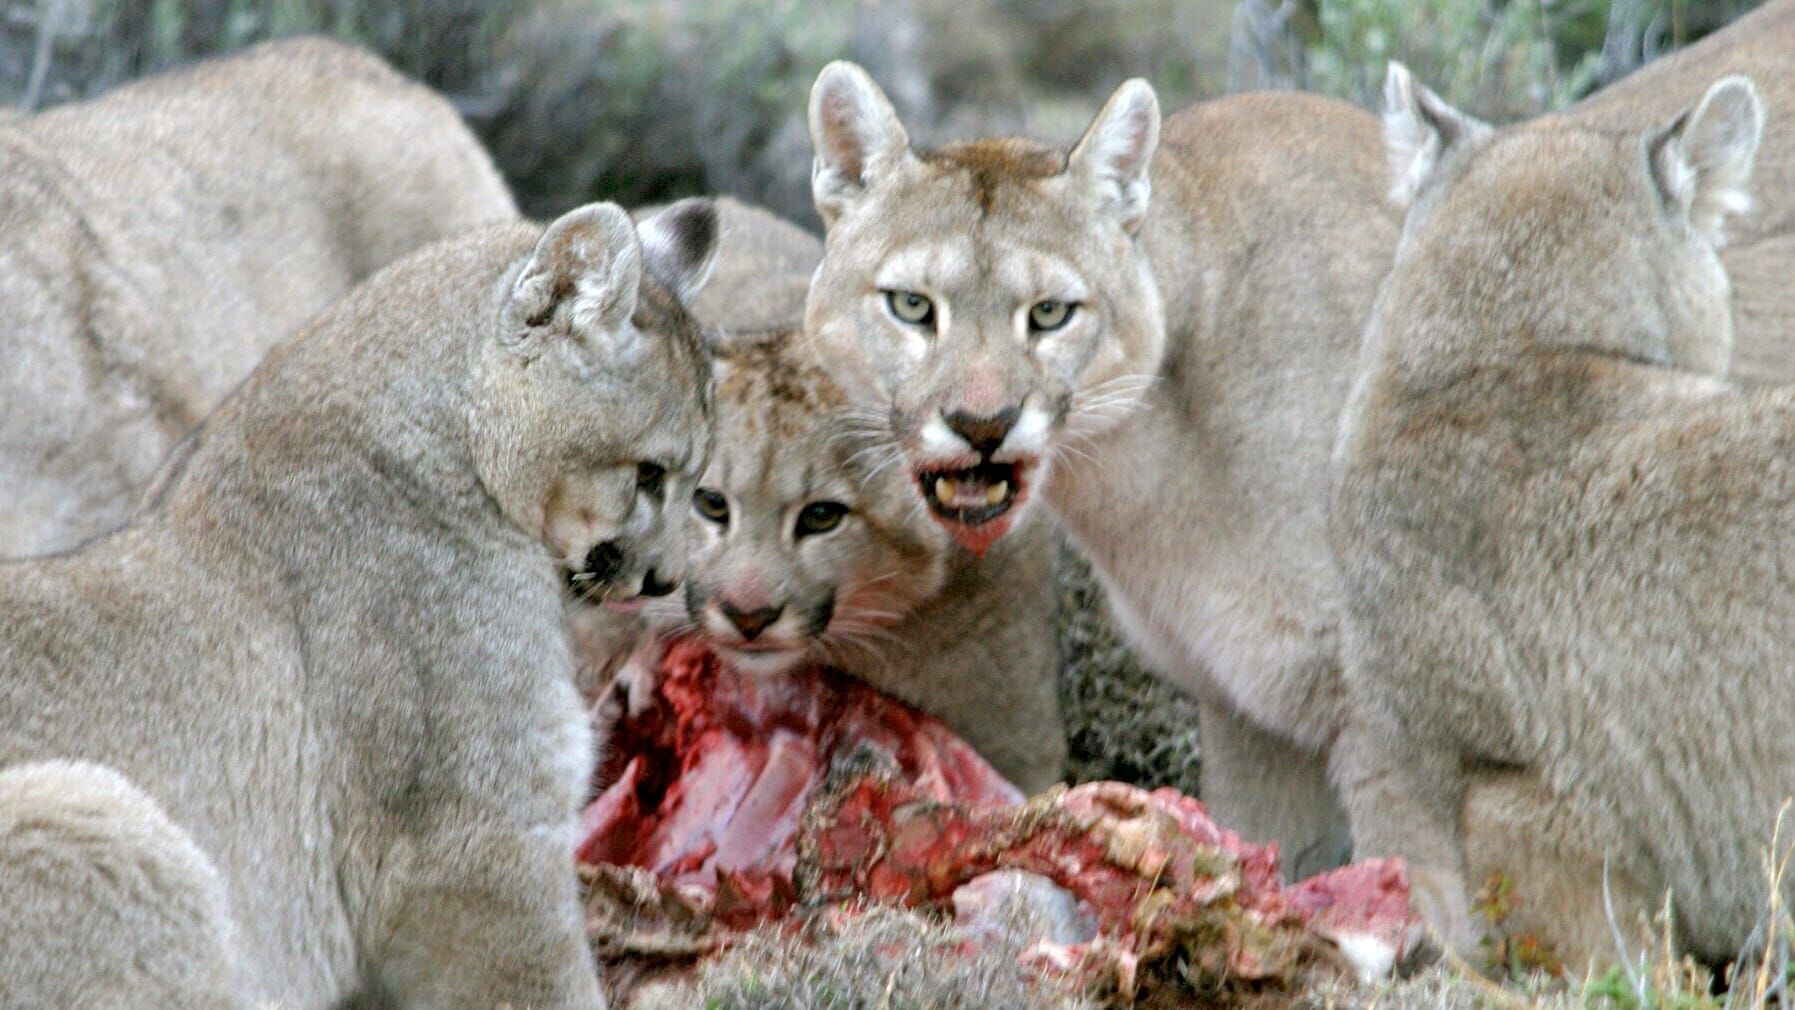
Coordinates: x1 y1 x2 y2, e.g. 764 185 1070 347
719 601 783 641
943 406 1019 456
640 569 678 597
583 541 626 583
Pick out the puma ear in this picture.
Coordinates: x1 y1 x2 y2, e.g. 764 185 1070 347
504 202 641 345
808 61 911 225
1383 63 1490 208
637 197 719 304
1068 78 1159 233
1650 75 1763 246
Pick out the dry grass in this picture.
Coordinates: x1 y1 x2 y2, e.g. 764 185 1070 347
615 816 1793 1010
626 904 1093 1010
1316 809 1795 1010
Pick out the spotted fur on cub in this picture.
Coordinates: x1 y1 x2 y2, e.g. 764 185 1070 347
640 323 1065 792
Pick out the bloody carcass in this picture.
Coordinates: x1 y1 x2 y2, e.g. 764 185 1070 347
578 639 1416 1005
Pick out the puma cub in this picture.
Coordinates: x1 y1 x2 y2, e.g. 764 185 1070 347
567 195 830 698
0 36 515 557
594 197 1066 790
665 326 1065 792
0 200 718 1008
1330 66 1789 962
801 62 1400 873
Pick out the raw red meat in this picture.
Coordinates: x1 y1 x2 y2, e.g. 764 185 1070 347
577 638 1417 1004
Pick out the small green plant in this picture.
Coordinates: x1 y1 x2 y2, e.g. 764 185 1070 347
1476 872 1569 980
1582 958 1719 1010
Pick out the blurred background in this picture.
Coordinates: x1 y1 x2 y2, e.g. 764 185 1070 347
0 0 1765 230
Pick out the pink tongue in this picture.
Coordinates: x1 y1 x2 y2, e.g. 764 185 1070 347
939 512 1014 557
944 478 993 507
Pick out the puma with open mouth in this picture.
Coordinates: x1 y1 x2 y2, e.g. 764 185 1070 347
917 460 1026 523
914 458 1036 555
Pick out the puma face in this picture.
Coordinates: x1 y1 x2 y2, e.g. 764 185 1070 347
475 200 719 609
660 331 949 677
803 62 1166 555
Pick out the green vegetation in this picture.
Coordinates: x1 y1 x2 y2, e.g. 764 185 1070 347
3 1 1763 222
0 0 1232 223
1233 0 1765 118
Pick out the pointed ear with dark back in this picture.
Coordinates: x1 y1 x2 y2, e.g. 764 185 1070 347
1069 78 1160 233
1383 63 1490 208
1650 75 1763 246
638 197 720 304
503 202 641 346
808 61 912 225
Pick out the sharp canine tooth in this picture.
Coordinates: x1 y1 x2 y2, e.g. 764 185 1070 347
934 477 953 503
985 480 1008 505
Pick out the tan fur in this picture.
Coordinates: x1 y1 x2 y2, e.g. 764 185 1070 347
1459 773 1658 972
0 36 516 558
803 63 1398 874
1331 67 1791 963
799 10 1795 883
1565 0 1795 388
613 197 1064 790
0 761 240 1010
1381 5 1795 956
0 201 719 1008
661 196 826 334
1384 7 1795 953
665 327 1065 791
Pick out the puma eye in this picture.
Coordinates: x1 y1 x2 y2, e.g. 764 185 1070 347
884 290 936 328
693 488 730 525
1028 300 1076 332
794 501 849 537
636 462 667 500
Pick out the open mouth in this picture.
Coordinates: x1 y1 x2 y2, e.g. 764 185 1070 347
917 460 1026 525
914 457 1036 556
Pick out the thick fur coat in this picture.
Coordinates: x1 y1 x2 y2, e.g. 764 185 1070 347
0 37 516 557
1331 66 1789 964
0 201 718 1009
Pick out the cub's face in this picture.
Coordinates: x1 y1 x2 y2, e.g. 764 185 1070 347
474 200 718 610
802 63 1165 556
650 332 949 678
1383 65 1762 375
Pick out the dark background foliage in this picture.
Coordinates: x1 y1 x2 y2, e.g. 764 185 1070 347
0 1 1762 228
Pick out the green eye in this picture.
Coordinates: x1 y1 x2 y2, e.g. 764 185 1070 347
1028 300 1075 332
795 501 848 537
885 290 936 327
693 488 729 524
636 462 667 500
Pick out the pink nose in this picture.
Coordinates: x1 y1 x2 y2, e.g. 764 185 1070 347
952 364 1012 417
718 600 783 641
